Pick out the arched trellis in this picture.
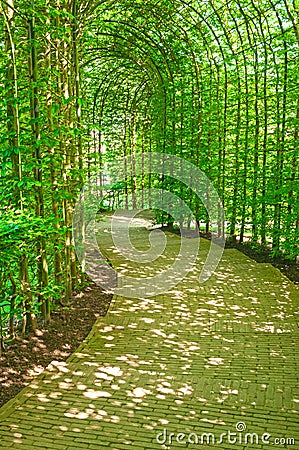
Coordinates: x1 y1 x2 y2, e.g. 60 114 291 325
80 0 298 255
0 0 298 339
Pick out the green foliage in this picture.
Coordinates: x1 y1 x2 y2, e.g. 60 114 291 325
0 0 298 347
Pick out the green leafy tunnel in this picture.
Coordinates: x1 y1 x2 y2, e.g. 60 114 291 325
0 0 298 338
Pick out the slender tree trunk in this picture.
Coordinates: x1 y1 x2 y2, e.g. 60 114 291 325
251 56 259 246
45 0 62 287
131 105 137 209
230 76 241 243
60 4 75 303
28 10 50 323
1 0 38 332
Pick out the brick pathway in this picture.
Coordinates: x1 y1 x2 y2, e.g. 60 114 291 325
0 225 298 449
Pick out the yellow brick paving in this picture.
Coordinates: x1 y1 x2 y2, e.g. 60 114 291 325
0 226 298 449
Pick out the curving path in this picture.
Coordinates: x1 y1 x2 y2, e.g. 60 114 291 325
0 224 299 449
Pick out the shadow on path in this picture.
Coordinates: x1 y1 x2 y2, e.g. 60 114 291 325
0 226 298 449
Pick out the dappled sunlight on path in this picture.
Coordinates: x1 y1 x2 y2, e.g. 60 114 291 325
0 226 298 449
